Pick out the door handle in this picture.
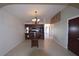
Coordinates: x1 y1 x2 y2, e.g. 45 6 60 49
77 38 79 40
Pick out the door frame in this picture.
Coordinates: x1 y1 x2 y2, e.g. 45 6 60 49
67 15 79 49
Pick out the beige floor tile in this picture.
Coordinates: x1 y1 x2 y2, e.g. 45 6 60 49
5 39 76 56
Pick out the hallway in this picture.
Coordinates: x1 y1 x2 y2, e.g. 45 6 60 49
5 39 76 56
0 3 79 56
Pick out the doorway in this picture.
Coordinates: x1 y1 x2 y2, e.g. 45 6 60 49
68 17 79 55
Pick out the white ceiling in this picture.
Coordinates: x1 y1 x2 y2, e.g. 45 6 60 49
1 4 67 24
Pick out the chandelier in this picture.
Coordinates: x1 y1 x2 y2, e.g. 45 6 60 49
32 10 40 24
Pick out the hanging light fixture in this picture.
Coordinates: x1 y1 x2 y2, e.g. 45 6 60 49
32 10 40 24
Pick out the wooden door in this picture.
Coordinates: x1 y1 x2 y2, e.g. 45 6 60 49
68 17 79 55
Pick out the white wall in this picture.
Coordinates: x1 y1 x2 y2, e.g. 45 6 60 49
50 24 54 39
54 6 79 49
0 9 25 55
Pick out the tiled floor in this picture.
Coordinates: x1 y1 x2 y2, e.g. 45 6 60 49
5 39 76 56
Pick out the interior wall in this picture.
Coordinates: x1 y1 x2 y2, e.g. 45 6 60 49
0 9 25 55
50 12 61 40
54 6 79 49
49 24 54 39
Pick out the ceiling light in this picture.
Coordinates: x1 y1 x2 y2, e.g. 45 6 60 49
32 10 40 24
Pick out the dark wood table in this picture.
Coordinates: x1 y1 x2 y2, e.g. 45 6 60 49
31 39 38 48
